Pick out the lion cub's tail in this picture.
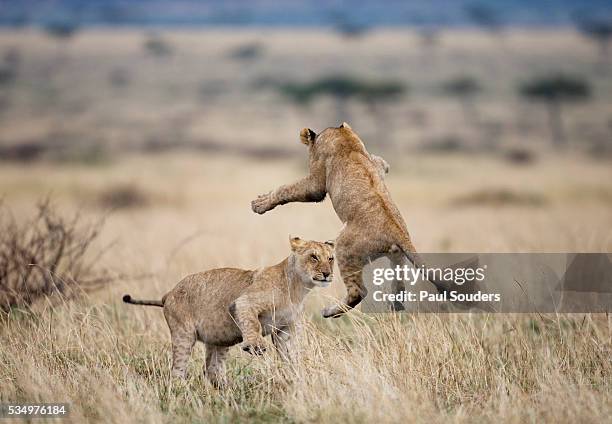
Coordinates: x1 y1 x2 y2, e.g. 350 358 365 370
393 239 452 294
122 294 164 307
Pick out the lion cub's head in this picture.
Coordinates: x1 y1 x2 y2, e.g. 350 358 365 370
299 122 369 159
299 122 355 150
289 236 334 288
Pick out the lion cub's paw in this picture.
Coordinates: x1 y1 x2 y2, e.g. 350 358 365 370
321 304 345 319
390 300 405 312
242 342 266 355
251 192 274 214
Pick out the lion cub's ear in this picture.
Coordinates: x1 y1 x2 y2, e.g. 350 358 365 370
324 240 335 249
339 122 352 130
289 235 306 251
299 128 316 145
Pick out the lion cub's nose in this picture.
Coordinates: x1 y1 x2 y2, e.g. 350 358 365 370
322 271 331 279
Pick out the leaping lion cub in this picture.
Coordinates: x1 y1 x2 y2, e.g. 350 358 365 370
251 123 451 318
123 236 334 383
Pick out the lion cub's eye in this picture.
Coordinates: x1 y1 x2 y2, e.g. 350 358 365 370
310 254 319 262
328 257 334 262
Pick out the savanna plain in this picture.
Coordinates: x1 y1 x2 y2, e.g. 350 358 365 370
0 28 611 423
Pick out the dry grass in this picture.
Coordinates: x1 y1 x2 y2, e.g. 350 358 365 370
1 304 609 423
451 188 547 207
0 27 611 423
0 153 610 423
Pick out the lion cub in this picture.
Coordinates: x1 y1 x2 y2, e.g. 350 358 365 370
123 236 334 383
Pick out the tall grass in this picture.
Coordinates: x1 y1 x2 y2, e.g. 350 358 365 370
0 152 610 422
1 299 609 423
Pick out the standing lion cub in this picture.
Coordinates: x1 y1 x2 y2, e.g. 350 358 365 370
123 236 334 384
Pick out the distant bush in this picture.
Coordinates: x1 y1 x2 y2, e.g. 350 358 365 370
418 26 440 48
279 75 405 147
0 199 107 313
279 75 405 106
0 66 16 86
0 142 47 162
519 74 591 148
44 20 78 39
0 49 19 89
3 48 21 69
143 34 173 57
440 75 482 124
521 75 591 101
420 135 470 153
2 10 28 29
504 148 536 165
98 184 150 210
453 189 546 207
574 15 612 64
465 3 504 34
229 42 264 61
329 12 370 38
108 68 131 88
441 76 481 97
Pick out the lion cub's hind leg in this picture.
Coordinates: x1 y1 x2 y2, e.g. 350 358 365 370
204 344 230 388
388 251 407 312
166 315 197 379
322 256 366 318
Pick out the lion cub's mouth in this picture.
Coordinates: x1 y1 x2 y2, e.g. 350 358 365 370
312 277 332 287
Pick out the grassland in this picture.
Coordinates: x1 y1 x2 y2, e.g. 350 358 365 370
0 28 611 423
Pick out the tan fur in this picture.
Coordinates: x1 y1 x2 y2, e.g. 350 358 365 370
251 123 449 318
123 237 334 383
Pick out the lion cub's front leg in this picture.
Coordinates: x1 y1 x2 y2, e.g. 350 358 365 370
251 191 277 215
232 294 268 355
371 154 390 177
251 175 326 215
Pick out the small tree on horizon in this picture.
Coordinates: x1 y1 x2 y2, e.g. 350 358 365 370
574 16 612 66
441 76 482 125
278 75 406 148
280 75 363 121
358 80 406 148
519 74 591 148
44 19 79 40
465 3 504 35
42 18 79 73
329 11 370 39
415 21 442 69
143 33 173 57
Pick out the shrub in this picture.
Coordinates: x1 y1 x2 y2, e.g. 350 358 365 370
574 15 612 64
98 184 149 210
279 75 405 106
464 3 504 34
228 42 264 61
504 148 536 165
44 20 78 39
452 188 547 207
143 34 173 57
519 74 591 147
278 75 405 147
0 199 107 313
440 75 483 125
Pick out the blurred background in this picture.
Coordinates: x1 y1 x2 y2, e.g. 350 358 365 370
1 0 612 159
1 0 612 286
